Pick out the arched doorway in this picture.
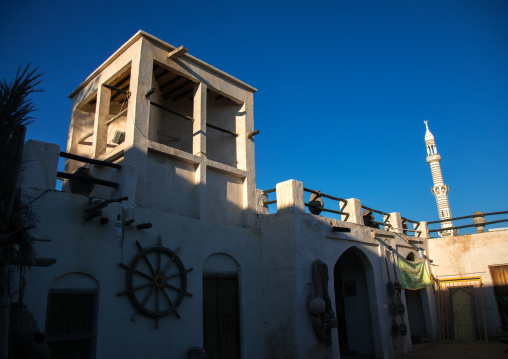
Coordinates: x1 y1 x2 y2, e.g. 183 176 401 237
334 247 375 357
46 272 99 359
202 253 240 359
404 252 428 343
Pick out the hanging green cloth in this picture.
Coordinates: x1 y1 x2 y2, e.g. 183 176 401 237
397 257 431 290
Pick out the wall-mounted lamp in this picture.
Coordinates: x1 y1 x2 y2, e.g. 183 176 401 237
417 247 424 259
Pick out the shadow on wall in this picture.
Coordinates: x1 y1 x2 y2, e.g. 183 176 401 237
59 145 252 228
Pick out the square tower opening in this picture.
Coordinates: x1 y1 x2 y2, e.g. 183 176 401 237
149 62 196 154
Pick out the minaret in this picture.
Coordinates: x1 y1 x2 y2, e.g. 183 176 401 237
424 121 458 237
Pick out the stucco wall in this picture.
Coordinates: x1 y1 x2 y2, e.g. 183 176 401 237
260 207 438 359
22 188 265 359
428 230 508 337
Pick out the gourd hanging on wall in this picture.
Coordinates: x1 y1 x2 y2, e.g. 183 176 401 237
118 237 193 329
308 260 338 346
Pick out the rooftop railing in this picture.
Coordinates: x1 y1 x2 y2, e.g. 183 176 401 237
427 210 508 237
261 180 424 236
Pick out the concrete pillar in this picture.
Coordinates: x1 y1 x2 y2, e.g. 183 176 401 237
256 189 269 215
122 37 152 206
386 212 403 233
18 140 60 190
241 98 257 228
92 85 111 158
416 221 430 238
193 83 207 157
342 198 364 225
276 180 304 213
193 83 207 220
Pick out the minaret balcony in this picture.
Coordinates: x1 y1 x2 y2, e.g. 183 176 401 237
431 184 449 196
426 154 441 164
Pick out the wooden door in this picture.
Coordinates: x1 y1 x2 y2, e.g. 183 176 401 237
451 287 474 341
45 289 97 359
203 276 240 359
489 265 508 326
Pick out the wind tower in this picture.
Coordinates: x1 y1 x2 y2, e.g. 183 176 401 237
424 121 458 237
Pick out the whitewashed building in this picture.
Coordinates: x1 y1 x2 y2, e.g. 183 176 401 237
15 31 506 359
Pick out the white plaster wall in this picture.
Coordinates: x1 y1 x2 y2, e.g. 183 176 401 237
19 140 60 191
260 207 438 359
144 151 198 218
22 188 265 359
206 168 244 227
428 231 508 337
294 214 395 359
260 211 300 359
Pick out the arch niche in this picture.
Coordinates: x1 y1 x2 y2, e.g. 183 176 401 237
334 247 376 357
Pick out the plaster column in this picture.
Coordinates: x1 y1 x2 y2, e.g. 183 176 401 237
92 85 111 158
342 198 364 225
193 83 207 220
193 82 207 157
240 97 257 228
386 212 403 233
276 180 304 213
415 221 429 238
256 189 269 215
122 37 152 206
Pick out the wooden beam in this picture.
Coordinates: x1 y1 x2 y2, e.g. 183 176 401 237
168 46 188 60
60 151 122 169
57 172 119 189
0 256 56 267
150 101 194 122
154 65 168 79
111 84 130 102
162 80 193 98
103 83 129 95
159 76 180 92
172 88 193 101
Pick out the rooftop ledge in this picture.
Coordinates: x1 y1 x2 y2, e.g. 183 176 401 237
69 30 257 99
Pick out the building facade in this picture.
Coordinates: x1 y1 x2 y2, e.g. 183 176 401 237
14 31 505 359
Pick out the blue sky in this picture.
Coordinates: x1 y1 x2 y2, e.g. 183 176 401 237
1 0 507 233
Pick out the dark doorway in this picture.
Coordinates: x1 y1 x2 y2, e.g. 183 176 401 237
45 289 98 359
203 275 240 359
489 264 508 326
405 252 428 343
334 248 375 357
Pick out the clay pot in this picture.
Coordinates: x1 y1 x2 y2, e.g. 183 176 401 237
473 211 486 233
70 166 95 196
308 192 324 215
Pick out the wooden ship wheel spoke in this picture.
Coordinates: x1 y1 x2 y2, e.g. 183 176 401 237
118 239 193 328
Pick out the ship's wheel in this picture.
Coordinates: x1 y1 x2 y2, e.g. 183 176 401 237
118 239 193 328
